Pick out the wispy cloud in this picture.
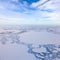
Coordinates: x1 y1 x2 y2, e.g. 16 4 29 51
0 0 60 25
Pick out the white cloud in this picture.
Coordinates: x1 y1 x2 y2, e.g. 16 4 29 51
0 0 60 25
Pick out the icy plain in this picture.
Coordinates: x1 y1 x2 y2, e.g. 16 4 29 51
0 25 60 60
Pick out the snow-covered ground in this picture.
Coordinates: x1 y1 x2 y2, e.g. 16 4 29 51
0 25 60 60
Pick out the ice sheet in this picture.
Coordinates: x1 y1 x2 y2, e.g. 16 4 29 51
0 26 60 60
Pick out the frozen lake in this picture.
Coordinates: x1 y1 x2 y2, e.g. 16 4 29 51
0 25 60 60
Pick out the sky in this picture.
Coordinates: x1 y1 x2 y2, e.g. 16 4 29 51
0 0 60 25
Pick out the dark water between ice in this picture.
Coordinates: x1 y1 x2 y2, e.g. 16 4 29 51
0 25 60 60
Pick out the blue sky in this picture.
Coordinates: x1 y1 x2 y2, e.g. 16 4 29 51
0 0 60 25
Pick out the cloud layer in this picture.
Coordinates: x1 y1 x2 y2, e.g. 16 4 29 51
0 0 60 25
